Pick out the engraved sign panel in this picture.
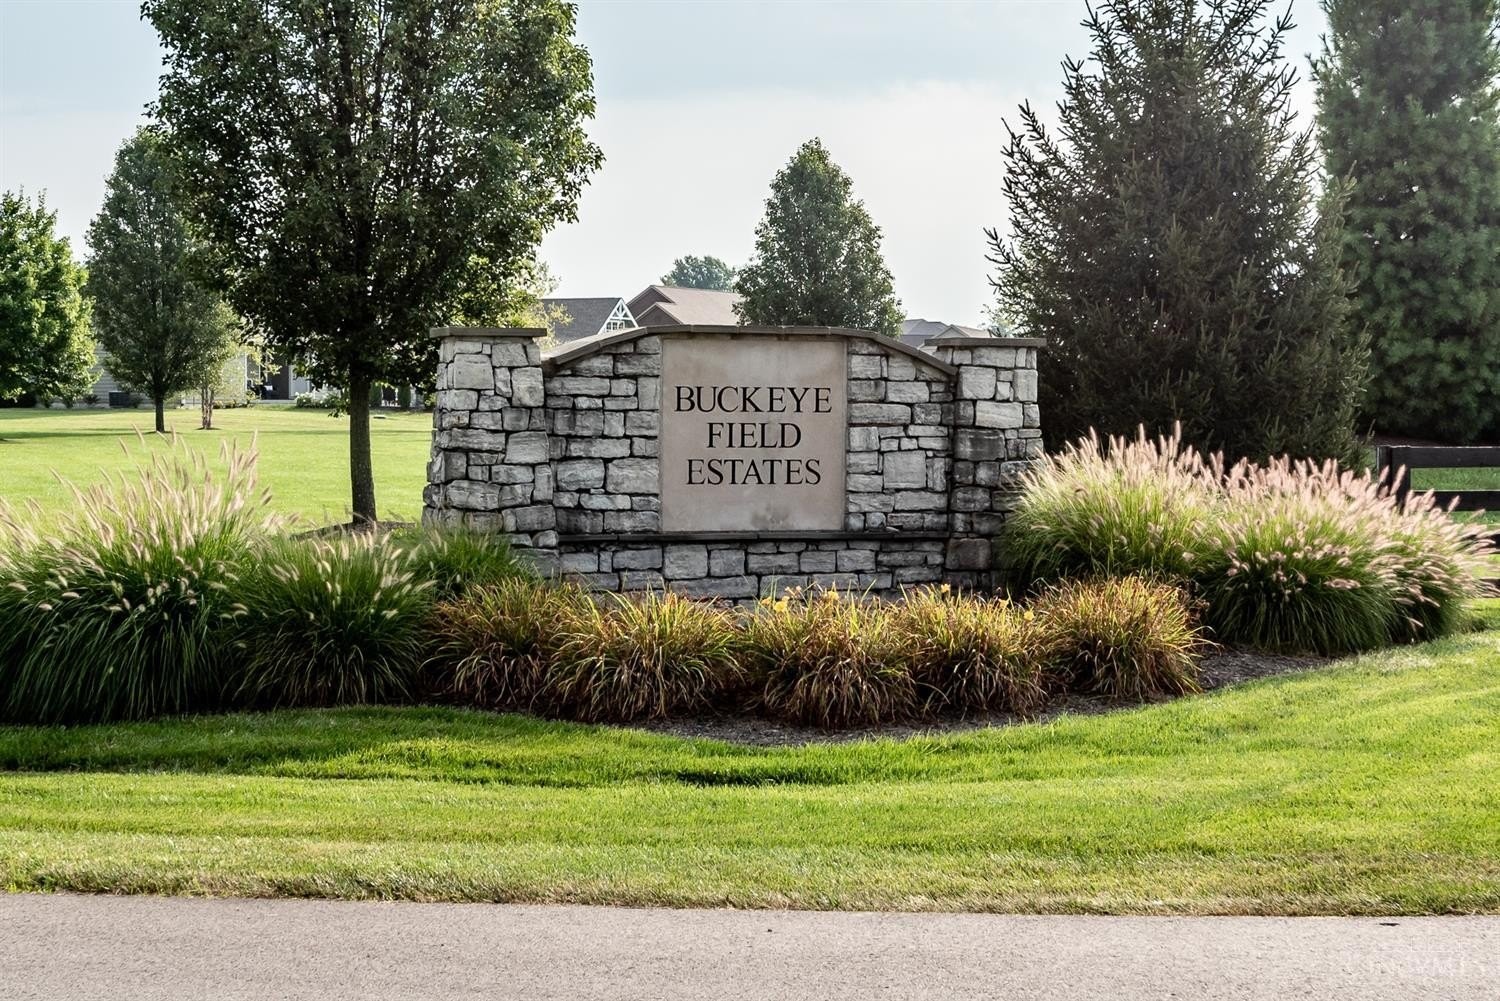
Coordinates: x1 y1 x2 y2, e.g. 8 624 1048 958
659 336 847 532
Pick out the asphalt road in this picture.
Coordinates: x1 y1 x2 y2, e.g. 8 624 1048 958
1 893 1496 1000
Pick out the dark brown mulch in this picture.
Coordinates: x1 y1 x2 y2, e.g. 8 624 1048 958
630 648 1329 748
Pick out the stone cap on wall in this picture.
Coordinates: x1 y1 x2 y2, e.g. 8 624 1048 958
542 324 959 377
429 326 547 341
926 333 1048 348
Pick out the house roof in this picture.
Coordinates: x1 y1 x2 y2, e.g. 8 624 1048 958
626 285 742 326
543 297 629 342
900 318 993 348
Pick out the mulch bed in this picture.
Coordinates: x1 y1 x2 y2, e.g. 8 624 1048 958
631 648 1328 747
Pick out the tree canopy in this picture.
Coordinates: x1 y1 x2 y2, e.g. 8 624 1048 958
1315 0 1500 443
87 128 241 433
734 139 902 337
990 0 1367 462
660 255 736 291
145 0 602 521
0 191 95 405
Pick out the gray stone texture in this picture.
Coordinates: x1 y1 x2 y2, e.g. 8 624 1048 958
425 326 1042 592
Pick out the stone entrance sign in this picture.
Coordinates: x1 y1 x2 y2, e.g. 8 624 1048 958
424 323 1046 596
659 336 847 532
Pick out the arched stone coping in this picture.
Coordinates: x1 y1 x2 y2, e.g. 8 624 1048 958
542 324 958 377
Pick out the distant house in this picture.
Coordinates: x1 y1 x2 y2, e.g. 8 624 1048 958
627 285 742 327
899 319 994 349
84 347 311 405
542 297 638 342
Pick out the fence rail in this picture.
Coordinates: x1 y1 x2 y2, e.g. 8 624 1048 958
1375 444 1500 589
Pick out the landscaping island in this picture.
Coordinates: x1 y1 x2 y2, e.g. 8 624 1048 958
1 601 1497 913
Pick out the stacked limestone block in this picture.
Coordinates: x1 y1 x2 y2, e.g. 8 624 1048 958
423 325 1045 597
558 537 953 600
843 338 955 535
545 334 663 535
423 327 557 572
927 334 1046 584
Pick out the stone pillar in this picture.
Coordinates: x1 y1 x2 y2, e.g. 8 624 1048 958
928 335 1046 586
423 327 557 574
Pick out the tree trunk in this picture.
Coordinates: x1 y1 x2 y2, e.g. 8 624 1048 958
200 384 213 430
348 370 377 525
154 396 166 434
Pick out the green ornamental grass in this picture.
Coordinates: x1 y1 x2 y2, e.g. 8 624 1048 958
233 534 432 707
1003 427 1219 585
1008 425 1494 654
0 442 273 723
395 526 532 600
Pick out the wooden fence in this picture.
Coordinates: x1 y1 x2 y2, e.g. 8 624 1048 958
1375 444 1500 588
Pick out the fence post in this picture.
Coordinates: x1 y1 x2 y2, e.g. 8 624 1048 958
1389 444 1412 509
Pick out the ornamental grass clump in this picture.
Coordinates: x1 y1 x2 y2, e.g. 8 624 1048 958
0 442 274 723
747 586 916 728
1198 458 1402 655
396 526 532 599
1004 427 1219 586
427 579 588 711
1034 577 1204 700
233 534 432 707
1374 492 1494 643
544 590 743 722
885 585 1049 716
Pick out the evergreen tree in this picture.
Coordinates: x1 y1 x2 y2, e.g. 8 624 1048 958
0 191 95 405
1315 0 1500 443
661 255 736 290
87 129 240 433
990 0 1367 461
735 139 902 337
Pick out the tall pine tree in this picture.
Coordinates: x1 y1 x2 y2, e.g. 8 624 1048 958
990 0 1367 461
1315 0 1500 443
735 139 902 337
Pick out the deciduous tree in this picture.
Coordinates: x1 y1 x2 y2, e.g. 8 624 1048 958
146 0 602 522
87 129 240 433
1315 0 1500 443
0 191 95 406
661 255 736 291
735 139 902 337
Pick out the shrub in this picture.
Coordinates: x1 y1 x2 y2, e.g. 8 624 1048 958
1004 427 1219 586
1377 493 1495 643
544 590 743 722
396 526 531 599
885 586 1049 716
233 534 432 707
1033 577 1203 700
747 587 916 728
427 579 585 711
0 444 273 723
1197 459 1402 655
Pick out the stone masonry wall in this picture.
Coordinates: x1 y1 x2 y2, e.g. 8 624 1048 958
423 325 1044 597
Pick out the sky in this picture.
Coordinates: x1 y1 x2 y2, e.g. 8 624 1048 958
0 0 1328 327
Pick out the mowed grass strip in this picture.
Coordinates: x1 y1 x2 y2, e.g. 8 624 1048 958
0 407 431 524
1 603 1497 914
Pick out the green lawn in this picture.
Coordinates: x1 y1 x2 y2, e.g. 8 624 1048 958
0 406 432 525
2 602 1496 915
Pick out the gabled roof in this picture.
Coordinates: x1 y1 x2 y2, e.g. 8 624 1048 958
543 297 630 342
900 318 993 348
626 285 742 326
